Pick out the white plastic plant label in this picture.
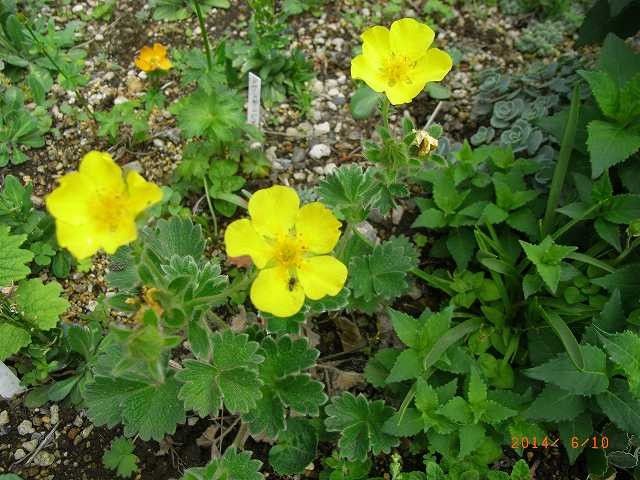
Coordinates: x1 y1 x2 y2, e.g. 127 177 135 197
247 72 262 127
0 361 24 399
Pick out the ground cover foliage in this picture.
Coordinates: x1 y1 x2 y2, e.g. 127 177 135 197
1 0 640 479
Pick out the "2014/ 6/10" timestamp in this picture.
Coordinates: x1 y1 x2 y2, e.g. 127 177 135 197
511 436 609 450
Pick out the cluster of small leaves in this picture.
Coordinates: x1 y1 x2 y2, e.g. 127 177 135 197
515 19 567 55
103 437 140 479
0 222 69 362
95 99 151 145
576 35 640 177
471 56 584 183
148 0 229 21
171 48 269 194
0 87 51 166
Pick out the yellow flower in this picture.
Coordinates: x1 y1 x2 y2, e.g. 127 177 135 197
135 43 172 72
46 151 162 260
414 129 439 156
351 18 453 105
225 186 348 318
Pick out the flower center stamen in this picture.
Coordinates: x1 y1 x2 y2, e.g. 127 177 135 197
273 235 304 268
381 54 414 87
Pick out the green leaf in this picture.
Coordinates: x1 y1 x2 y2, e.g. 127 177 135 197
446 229 476 270
597 34 640 88
182 448 263 480
0 226 33 286
269 418 318 475
558 413 593 465
524 385 586 422
587 120 640 178
364 348 399 387
524 344 608 395
169 86 245 143
103 437 139 478
143 217 205 263
579 70 619 119
243 336 326 438
520 237 577 293
592 263 640 307
598 330 640 397
510 460 531 480
595 379 640 437
0 322 31 361
318 165 380 223
459 423 485 458
349 236 418 303
604 194 640 224
325 392 398 461
538 307 584 370
350 85 382 120
426 83 451 99
13 279 69 331
85 375 186 441
176 330 263 416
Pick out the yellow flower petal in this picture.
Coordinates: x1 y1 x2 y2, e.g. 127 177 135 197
126 170 163 216
55 220 101 260
45 172 93 225
248 186 300 239
361 25 390 63
79 151 125 196
97 217 138 254
152 43 167 56
297 256 348 300
157 57 173 70
225 218 274 269
386 79 427 105
351 54 387 92
250 266 305 317
135 57 152 72
413 48 453 83
295 202 341 254
389 18 435 59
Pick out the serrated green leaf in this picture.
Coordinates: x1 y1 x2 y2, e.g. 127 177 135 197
596 379 640 437
0 226 33 286
143 217 205 264
524 344 609 395
558 413 593 465
103 437 139 478
459 423 485 458
182 448 263 480
86 375 185 441
269 418 318 475
349 236 418 303
520 237 576 293
0 322 31 361
364 348 399 387
587 120 640 178
14 279 69 330
244 335 325 438
580 70 619 119
317 165 380 223
177 330 263 416
325 392 398 461
599 330 640 397
524 385 586 422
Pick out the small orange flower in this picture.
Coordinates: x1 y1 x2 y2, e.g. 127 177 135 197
135 43 172 72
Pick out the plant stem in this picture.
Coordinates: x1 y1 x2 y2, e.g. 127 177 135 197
542 86 581 237
232 422 249 450
22 22 95 122
203 178 218 238
380 96 390 130
193 0 213 70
